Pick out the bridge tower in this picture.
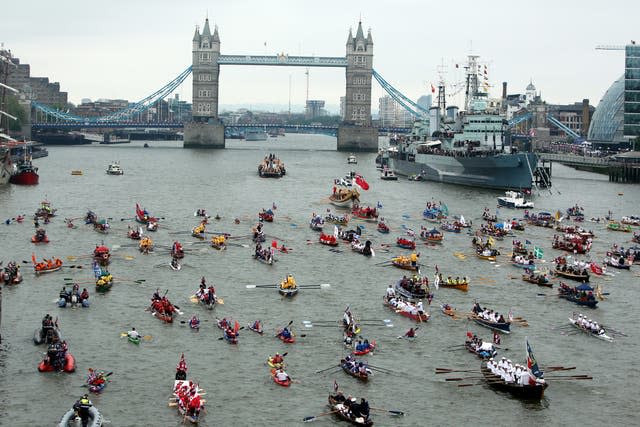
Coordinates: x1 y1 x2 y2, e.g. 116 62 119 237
184 18 225 148
337 21 378 152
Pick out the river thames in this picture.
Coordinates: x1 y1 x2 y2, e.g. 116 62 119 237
0 135 638 426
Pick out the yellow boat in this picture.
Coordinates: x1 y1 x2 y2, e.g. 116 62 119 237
71 170 83 176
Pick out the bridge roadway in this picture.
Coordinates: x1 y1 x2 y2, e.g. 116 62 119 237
538 153 610 168
31 122 410 134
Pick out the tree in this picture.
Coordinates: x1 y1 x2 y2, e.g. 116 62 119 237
5 96 26 132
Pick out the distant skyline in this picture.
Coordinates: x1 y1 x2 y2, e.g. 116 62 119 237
2 0 637 112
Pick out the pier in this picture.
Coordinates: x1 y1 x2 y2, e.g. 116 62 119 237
538 152 640 183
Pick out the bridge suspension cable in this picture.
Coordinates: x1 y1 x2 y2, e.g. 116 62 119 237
32 66 193 123
371 69 429 119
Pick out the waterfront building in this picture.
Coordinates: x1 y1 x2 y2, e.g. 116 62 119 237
624 42 640 138
305 100 326 119
378 95 412 127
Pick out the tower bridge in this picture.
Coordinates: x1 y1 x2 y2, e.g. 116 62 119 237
186 18 376 151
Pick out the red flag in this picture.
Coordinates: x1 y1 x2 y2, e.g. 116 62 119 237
234 320 240 334
431 84 436 94
271 240 278 248
466 331 473 339
354 175 369 191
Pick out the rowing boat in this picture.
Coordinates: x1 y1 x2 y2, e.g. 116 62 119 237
468 313 511 334
568 317 613 342
480 363 547 401
278 283 298 297
341 359 371 381
382 298 429 322
554 268 590 282
327 394 374 426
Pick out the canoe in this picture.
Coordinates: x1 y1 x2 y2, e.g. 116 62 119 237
248 324 264 335
35 265 62 275
152 310 174 323
480 363 548 401
441 305 458 318
469 314 511 334
270 368 291 387
352 340 376 356
58 405 103 427
327 394 374 426
278 284 298 297
568 318 613 342
341 360 371 381
223 329 238 344
276 330 296 344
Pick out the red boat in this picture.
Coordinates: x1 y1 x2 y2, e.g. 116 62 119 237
38 353 76 373
352 340 376 356
271 368 292 387
135 203 157 224
377 222 390 233
396 237 416 250
319 233 338 246
150 297 177 323
259 210 274 222
9 156 39 185
352 205 379 221
276 329 296 344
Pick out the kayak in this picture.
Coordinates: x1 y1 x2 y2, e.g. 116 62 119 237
352 340 376 356
267 356 285 369
128 335 141 345
270 368 291 387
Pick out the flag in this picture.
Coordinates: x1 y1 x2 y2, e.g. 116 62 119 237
31 253 36 265
508 308 513 322
534 246 544 259
431 84 436 94
487 236 495 247
271 240 278 248
333 380 339 392
433 273 439 290
354 174 369 191
93 261 102 279
234 320 240 334
272 202 277 210
441 204 449 216
526 338 543 378
377 201 383 209
525 239 532 245
493 332 501 345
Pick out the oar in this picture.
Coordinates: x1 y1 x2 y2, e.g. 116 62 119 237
303 411 338 422
315 365 340 374
369 407 404 416
546 376 593 381
299 284 331 289
120 217 135 221
445 377 485 381
245 284 278 289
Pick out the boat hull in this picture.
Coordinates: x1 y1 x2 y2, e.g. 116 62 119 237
10 171 39 185
480 364 547 401
390 152 538 191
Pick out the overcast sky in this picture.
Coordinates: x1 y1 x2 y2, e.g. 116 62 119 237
2 0 636 112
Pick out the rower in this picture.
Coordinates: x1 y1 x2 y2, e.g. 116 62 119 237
275 369 290 382
405 327 416 338
128 327 140 339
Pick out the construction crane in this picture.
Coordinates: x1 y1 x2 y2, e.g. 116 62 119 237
595 41 636 51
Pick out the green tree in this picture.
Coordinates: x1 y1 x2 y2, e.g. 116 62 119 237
5 96 26 131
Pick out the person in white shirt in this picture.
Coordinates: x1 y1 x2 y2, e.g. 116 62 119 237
385 285 396 299
276 369 290 382
128 328 140 339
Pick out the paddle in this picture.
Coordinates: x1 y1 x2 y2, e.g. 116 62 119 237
315 365 340 374
303 411 338 422
369 407 404 416
275 321 294 337
120 332 152 340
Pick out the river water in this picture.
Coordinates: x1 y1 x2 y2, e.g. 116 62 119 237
0 135 638 426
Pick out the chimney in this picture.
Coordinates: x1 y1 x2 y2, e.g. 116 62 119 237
581 99 590 137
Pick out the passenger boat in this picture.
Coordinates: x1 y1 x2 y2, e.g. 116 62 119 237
568 315 613 342
319 232 339 246
106 161 124 175
352 205 379 221
271 368 291 387
420 227 443 242
396 237 416 250
480 362 547 401
258 155 286 177
327 394 374 426
9 155 39 185
329 188 360 208
172 355 205 424
468 313 511 334
341 359 371 381
606 221 632 233
58 403 103 427
558 283 598 308
382 297 429 322
497 191 534 209
394 279 430 300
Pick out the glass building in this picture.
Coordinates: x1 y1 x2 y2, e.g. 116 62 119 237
624 43 640 137
587 75 625 144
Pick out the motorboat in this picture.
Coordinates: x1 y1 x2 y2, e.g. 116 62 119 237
497 191 534 209
347 154 357 164
106 162 124 175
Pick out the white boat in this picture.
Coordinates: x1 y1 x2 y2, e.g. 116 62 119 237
106 162 124 175
347 154 357 164
568 317 613 342
380 168 398 181
497 191 534 209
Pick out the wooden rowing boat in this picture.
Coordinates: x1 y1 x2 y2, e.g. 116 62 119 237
480 363 547 401
568 317 613 342
468 314 511 333
554 268 589 282
341 360 371 381
439 281 468 292
327 395 374 426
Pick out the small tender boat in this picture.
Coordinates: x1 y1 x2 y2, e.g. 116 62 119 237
380 168 398 180
106 161 124 175
347 154 357 164
497 191 534 209
58 405 103 427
